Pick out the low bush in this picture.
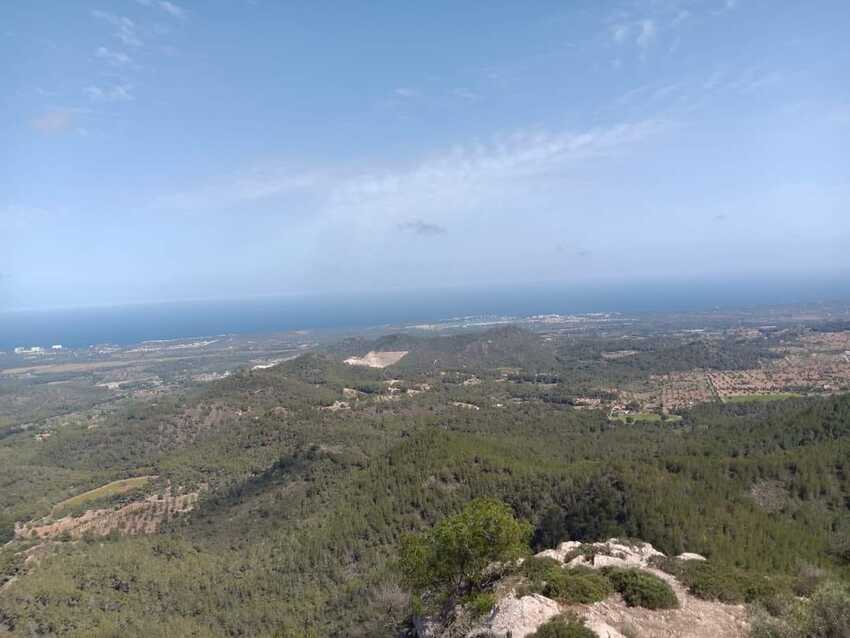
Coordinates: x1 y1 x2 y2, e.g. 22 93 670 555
543 567 613 604
606 569 678 609
750 580 850 638
522 556 563 581
673 560 781 604
522 557 612 604
466 592 496 618
529 613 596 638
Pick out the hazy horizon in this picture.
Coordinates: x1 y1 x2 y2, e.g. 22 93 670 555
3 1 849 310
3 275 850 350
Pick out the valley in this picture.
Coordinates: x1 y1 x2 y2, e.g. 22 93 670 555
1 303 849 636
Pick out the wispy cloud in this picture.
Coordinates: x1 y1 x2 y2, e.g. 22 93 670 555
30 110 76 134
636 19 656 49
135 0 186 18
95 46 132 66
452 88 479 100
398 219 447 236
159 1 186 18
158 119 669 239
611 23 630 44
610 18 656 51
394 87 421 99
91 10 142 47
157 168 323 210
85 84 135 102
671 10 690 27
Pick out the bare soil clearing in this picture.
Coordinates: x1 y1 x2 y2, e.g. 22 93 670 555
51 476 156 515
16 491 199 540
344 351 408 368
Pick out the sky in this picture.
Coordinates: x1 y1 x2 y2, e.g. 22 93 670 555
2 0 849 310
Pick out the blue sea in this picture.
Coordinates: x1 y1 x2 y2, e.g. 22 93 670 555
1 278 849 350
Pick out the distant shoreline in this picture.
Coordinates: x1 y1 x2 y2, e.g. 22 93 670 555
1 279 849 351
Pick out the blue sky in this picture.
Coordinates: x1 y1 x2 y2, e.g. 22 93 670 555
2 0 849 310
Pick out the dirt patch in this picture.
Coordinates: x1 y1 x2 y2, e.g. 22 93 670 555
16 491 199 540
319 401 350 412
344 351 408 368
601 350 639 360
52 476 156 515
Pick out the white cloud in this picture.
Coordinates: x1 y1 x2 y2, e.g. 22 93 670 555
157 168 323 211
452 88 478 100
610 18 656 51
30 110 76 134
95 46 132 66
636 19 656 49
333 120 667 212
611 23 630 43
671 10 690 27
394 87 421 99
85 83 135 102
158 1 186 18
91 10 142 47
135 0 185 18
158 118 668 242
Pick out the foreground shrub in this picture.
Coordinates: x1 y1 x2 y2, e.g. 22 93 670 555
543 567 613 604
399 498 532 598
807 581 850 637
750 580 850 638
606 569 678 609
465 592 496 618
522 556 564 581
529 613 596 638
674 560 782 604
522 557 612 604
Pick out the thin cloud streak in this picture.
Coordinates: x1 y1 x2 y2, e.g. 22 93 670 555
30 110 76 134
90 10 142 47
159 119 670 235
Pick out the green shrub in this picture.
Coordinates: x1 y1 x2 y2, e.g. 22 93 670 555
667 560 739 602
675 560 780 604
543 567 613 604
522 556 563 581
399 498 532 597
529 613 596 638
522 557 612 604
606 569 678 609
806 581 850 637
466 592 496 618
750 581 850 638
792 565 827 597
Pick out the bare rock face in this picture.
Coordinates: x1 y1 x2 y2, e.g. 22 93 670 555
468 592 561 638
676 552 707 561
428 539 749 638
534 540 583 562
565 539 665 570
580 591 748 638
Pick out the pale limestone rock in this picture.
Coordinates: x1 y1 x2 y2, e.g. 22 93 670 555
468 592 561 638
677 552 707 561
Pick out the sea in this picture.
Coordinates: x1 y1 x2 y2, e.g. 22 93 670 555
1 278 849 351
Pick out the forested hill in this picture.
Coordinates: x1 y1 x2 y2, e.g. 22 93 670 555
0 327 849 636
330 325 560 372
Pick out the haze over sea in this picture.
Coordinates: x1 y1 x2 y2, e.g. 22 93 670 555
2 278 849 351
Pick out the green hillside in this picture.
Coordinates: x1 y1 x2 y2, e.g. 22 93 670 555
1 328 849 636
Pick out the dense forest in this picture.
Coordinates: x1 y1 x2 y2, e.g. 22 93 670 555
1 327 849 636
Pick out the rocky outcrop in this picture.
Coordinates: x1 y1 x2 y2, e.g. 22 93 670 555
457 539 749 638
468 593 561 638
